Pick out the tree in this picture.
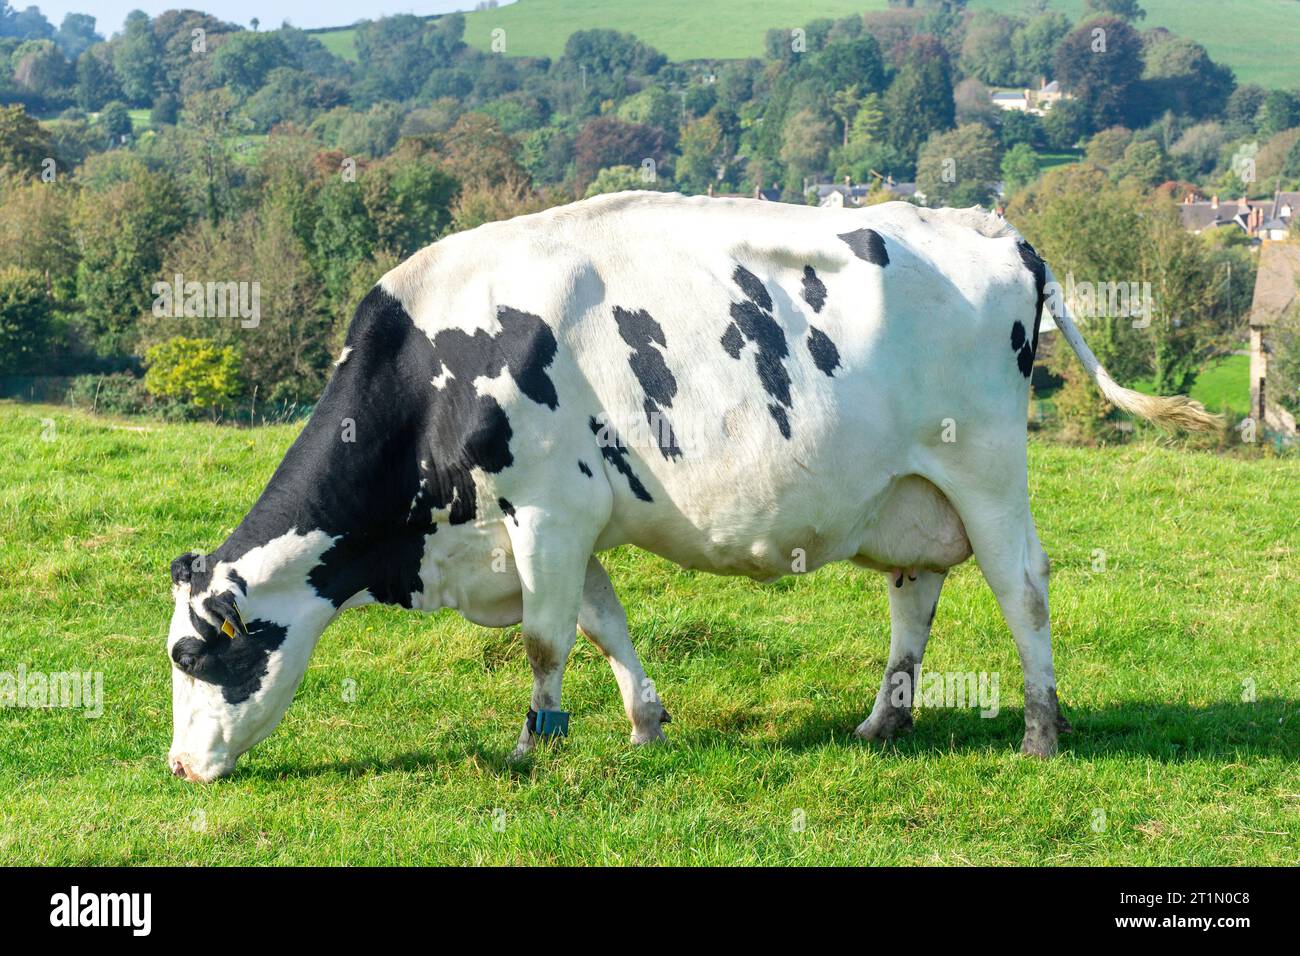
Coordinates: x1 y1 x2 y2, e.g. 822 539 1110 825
1139 36 1235 124
1084 0 1145 20
916 123 1002 208
814 36 887 96
74 44 118 110
74 163 189 352
0 174 78 301
1259 90 1299 137
676 113 724 192
11 38 72 104
585 164 653 197
883 49 955 166
0 103 51 173
1001 142 1040 195
1011 11 1071 85
1054 15 1144 133
211 30 291 97
779 108 836 186
1084 126 1132 169
0 265 54 373
97 100 132 147
54 12 99 60
1110 139 1169 187
1042 98 1087 150
959 11 1017 86
174 89 244 222
830 86 861 148
112 10 161 106
573 115 668 191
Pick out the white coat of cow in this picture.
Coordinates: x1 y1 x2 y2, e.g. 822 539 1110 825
166 193 1217 782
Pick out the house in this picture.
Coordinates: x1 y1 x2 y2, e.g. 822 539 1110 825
811 176 924 208
990 79 1068 116
1179 191 1299 240
1246 239 1299 437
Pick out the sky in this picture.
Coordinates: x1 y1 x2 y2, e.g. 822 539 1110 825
23 0 514 37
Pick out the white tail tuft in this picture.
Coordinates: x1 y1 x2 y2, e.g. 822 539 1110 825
1043 266 1222 433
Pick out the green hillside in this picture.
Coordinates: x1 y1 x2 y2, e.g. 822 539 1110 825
391 0 1294 89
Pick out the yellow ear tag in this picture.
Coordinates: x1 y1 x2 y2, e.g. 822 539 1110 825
221 619 237 639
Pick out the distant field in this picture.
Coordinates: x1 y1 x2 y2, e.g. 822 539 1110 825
1 401 1296 864
975 0 1299 89
311 1 1298 88
313 27 358 62
1035 150 1083 172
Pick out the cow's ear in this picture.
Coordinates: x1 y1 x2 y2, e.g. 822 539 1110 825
170 551 206 586
208 590 248 641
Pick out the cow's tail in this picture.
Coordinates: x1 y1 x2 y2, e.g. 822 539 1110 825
1042 264 1222 432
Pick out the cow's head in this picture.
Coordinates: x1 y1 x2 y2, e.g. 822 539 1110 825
165 549 319 783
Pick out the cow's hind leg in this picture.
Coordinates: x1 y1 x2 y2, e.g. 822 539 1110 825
953 495 1069 757
856 569 946 741
578 557 670 744
505 508 600 760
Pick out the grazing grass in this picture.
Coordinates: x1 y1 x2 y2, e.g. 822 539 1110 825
1132 353 1251 416
0 401 1296 865
1189 353 1251 416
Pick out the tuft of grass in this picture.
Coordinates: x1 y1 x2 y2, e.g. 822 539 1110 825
0 401 1296 865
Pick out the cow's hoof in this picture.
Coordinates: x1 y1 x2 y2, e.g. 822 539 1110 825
855 707 914 741
631 706 671 745
1020 730 1059 758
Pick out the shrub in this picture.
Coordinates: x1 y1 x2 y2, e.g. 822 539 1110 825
65 372 152 416
143 336 242 414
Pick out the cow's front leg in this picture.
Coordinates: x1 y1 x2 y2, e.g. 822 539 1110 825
856 569 946 741
578 556 670 744
505 509 596 761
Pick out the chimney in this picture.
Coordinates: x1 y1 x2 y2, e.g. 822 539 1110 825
844 174 851 186
707 182 714 197
1211 195 1218 209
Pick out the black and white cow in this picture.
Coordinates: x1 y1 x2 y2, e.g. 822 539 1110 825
166 193 1217 782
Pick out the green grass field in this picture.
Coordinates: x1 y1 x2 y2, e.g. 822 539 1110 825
419 0 1298 88
313 27 358 62
1 401 1296 865
1130 353 1251 416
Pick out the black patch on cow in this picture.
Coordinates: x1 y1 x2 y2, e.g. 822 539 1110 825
1014 240 1047 379
837 228 890 267
720 322 744 359
613 306 681 459
226 569 248 595
589 416 652 502
173 598 288 705
170 551 203 586
722 265 794 438
807 327 840 377
578 460 593 478
768 404 791 439
204 286 559 617
498 497 518 525
801 265 827 313
1010 320 1033 377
